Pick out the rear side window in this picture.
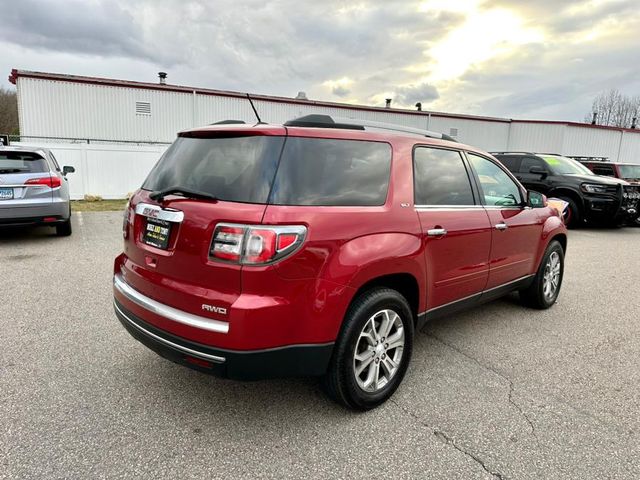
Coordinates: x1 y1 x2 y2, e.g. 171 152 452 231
520 156 547 173
143 136 285 204
270 138 391 206
592 165 615 176
496 155 521 172
413 147 475 205
0 152 48 174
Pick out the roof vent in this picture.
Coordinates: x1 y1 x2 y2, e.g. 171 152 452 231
415 102 422 111
295 91 308 100
449 127 459 138
136 101 151 115
158 72 167 85
385 98 392 109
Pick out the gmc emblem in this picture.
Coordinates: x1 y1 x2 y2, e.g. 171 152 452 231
202 304 227 315
143 207 159 218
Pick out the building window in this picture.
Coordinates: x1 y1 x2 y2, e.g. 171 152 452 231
135 101 151 115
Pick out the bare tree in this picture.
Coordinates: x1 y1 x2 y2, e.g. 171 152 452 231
0 86 19 135
586 89 640 128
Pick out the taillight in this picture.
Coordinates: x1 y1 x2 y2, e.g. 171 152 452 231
25 176 62 188
211 224 306 265
122 203 132 239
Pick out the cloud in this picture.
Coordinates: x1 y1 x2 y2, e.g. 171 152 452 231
331 85 351 97
0 0 638 122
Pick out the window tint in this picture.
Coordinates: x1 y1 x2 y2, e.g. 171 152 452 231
592 165 615 176
413 147 475 205
0 152 48 174
270 138 391 206
468 153 522 207
143 136 284 204
520 156 547 173
496 155 521 172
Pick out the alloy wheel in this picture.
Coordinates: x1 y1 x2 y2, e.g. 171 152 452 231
353 309 405 393
542 251 561 300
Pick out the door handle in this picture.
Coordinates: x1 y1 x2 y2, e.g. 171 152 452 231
427 228 447 237
495 222 508 231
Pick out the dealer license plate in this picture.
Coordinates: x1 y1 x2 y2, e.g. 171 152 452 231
142 217 172 249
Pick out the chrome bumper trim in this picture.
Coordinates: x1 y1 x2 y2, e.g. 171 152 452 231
114 301 226 364
113 274 229 334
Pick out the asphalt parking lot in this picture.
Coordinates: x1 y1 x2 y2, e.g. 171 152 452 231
1 211 639 479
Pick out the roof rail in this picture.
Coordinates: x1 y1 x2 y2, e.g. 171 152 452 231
284 114 456 141
211 120 246 125
490 151 562 156
566 156 609 162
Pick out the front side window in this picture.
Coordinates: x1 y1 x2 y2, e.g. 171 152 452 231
618 164 640 180
413 147 475 206
270 138 391 206
468 153 523 207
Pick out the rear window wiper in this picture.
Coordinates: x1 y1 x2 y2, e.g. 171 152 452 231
149 187 218 202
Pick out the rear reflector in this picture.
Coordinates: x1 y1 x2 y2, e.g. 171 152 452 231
43 217 58 222
25 176 62 188
211 224 306 265
184 355 213 368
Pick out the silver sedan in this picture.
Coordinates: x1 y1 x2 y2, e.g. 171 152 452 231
0 146 75 236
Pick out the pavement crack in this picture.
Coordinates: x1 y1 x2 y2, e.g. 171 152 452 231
391 398 505 479
424 331 539 445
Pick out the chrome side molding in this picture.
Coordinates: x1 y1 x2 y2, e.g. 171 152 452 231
113 274 229 334
114 301 226 364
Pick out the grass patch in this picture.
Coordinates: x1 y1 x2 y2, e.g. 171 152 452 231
71 199 128 212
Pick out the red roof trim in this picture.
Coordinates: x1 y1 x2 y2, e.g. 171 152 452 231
9 69 640 135
511 119 640 134
9 69 511 123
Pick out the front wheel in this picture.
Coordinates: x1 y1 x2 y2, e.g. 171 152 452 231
323 288 414 410
520 240 564 309
557 196 581 229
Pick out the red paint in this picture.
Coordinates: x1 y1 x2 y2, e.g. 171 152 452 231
113 123 567 353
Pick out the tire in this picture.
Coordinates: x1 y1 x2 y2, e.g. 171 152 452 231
323 287 414 410
520 240 564 309
557 196 581 229
55 214 72 237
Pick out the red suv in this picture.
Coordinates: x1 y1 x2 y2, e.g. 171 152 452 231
113 115 567 409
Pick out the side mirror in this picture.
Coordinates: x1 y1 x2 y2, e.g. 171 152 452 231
62 166 75 175
529 165 547 178
527 190 546 208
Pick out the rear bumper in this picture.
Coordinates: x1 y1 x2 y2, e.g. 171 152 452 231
0 199 70 225
114 299 334 379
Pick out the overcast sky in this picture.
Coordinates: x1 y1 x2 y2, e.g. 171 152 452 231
1 0 639 121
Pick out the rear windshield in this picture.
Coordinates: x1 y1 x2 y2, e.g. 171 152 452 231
143 136 284 204
143 135 392 206
0 152 48 174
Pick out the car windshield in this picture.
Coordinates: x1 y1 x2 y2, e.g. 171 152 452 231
0 152 48 174
618 164 640 180
541 155 594 175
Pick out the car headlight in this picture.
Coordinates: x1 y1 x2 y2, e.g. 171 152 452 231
581 183 608 194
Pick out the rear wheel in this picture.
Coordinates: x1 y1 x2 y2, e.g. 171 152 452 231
323 288 414 410
55 209 72 237
557 196 581 228
520 240 564 309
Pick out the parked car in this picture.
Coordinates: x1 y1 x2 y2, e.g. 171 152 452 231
576 158 640 185
0 146 75 236
492 152 640 228
113 116 567 409
577 159 640 225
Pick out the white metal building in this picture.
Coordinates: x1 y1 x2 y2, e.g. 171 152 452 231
8 69 640 199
